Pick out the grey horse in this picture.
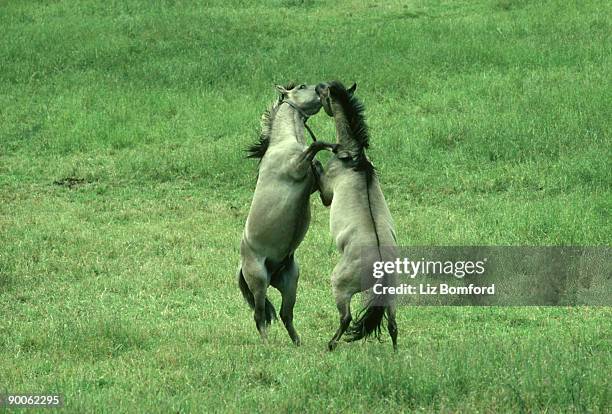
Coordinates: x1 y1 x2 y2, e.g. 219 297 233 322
314 81 398 351
238 83 335 345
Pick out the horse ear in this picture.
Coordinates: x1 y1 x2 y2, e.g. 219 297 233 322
348 83 357 95
275 84 289 95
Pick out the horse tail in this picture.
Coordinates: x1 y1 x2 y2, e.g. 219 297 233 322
238 268 277 324
345 300 386 342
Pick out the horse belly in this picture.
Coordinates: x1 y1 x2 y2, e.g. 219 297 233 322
245 188 311 259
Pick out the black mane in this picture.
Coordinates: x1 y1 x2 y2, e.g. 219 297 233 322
328 81 376 182
247 82 297 162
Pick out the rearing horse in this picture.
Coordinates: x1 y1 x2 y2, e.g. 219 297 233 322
238 83 335 345
315 81 398 351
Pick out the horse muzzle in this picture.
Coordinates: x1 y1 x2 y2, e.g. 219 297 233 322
316 83 333 117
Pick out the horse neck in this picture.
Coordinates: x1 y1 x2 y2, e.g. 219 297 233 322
270 104 306 146
331 101 361 155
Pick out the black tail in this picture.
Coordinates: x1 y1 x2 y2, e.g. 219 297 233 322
238 268 277 324
345 303 386 342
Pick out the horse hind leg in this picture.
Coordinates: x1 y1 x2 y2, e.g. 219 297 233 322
387 305 398 352
242 261 273 341
328 293 352 351
271 256 301 346
252 283 272 341
239 266 276 324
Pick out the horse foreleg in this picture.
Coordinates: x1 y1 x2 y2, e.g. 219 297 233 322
290 141 337 180
310 159 323 195
302 140 337 162
311 159 333 206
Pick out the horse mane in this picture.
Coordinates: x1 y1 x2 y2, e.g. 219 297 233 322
330 81 380 268
247 82 297 162
328 81 376 183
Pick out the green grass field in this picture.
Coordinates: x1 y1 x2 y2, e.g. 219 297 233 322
1 0 610 412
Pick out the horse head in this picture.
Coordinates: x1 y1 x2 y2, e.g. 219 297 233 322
315 81 357 117
275 83 322 117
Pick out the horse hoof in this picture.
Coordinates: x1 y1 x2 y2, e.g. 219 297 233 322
327 341 337 351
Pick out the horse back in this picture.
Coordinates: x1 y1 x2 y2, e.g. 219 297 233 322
330 169 396 252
